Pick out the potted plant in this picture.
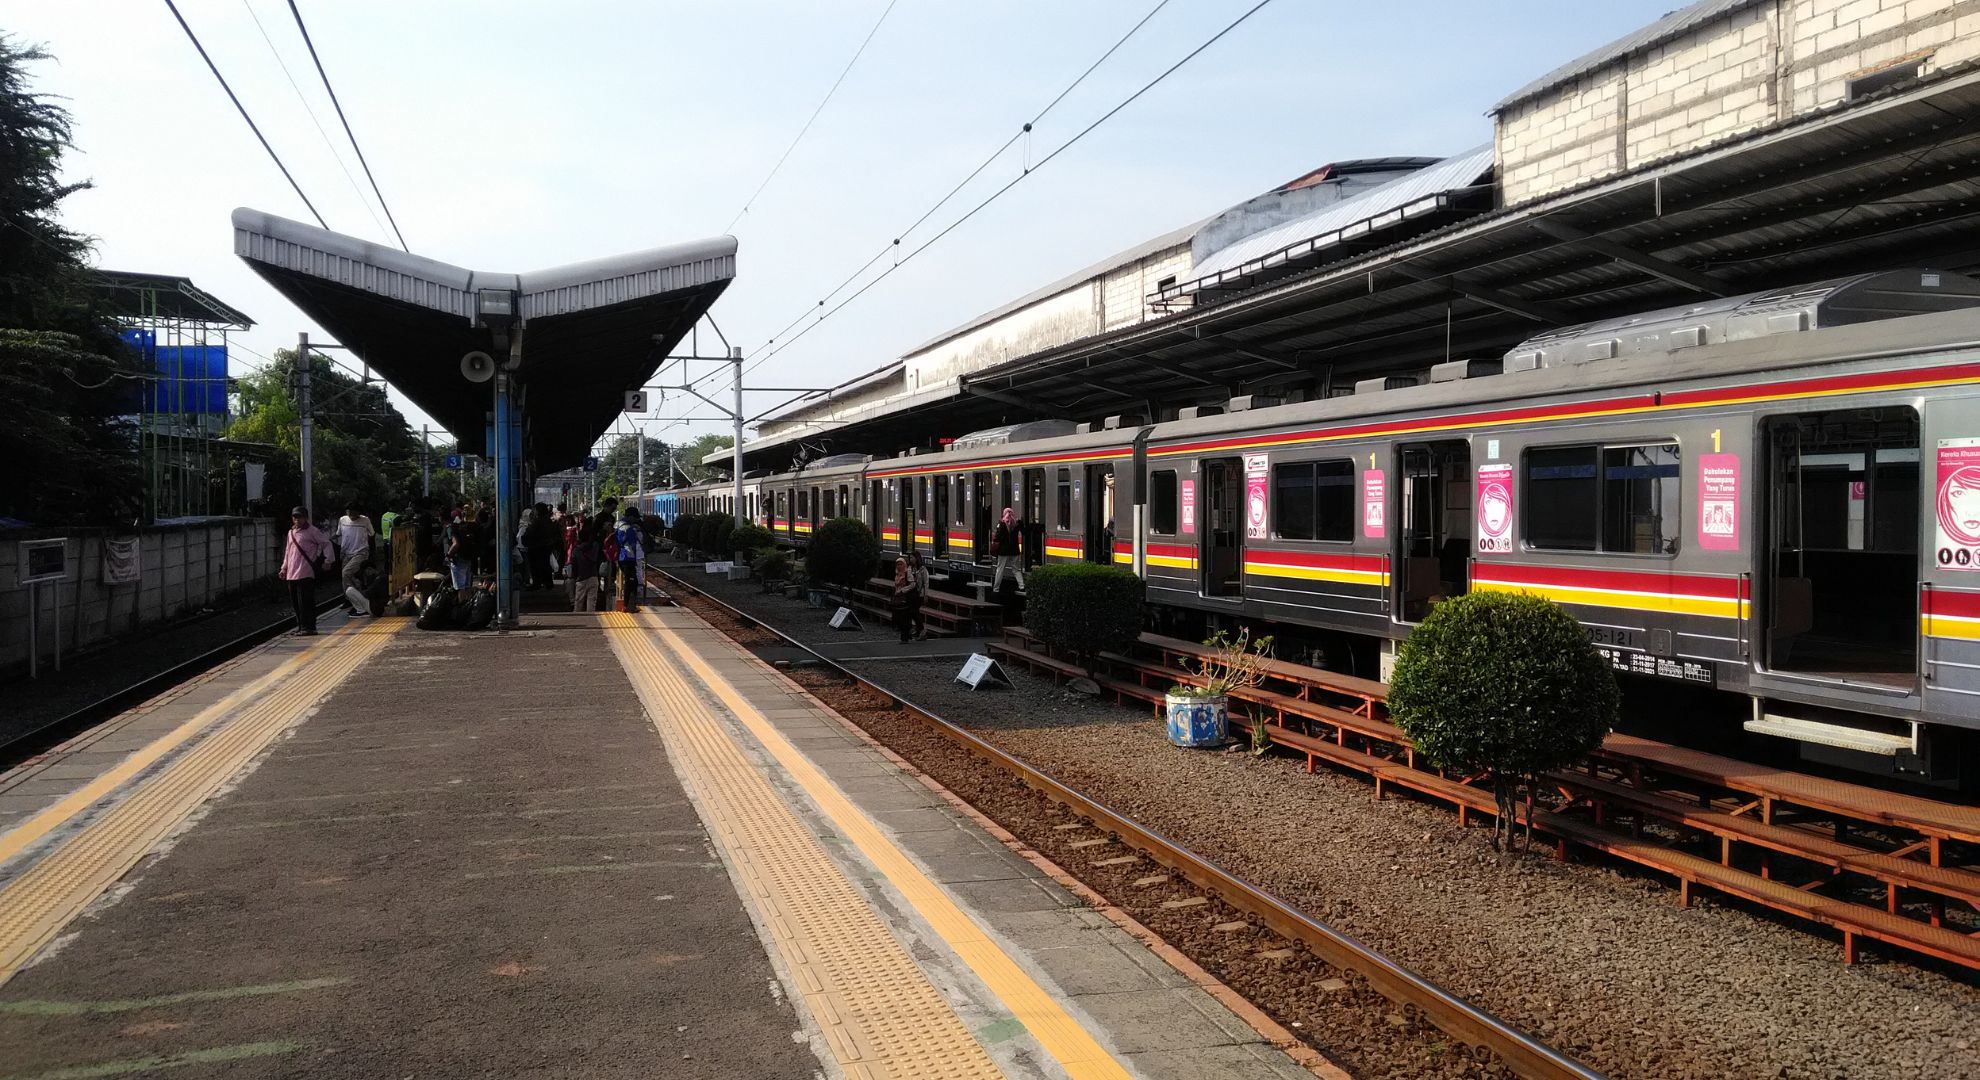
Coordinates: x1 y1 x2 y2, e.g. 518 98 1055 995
753 548 793 593
1165 628 1274 748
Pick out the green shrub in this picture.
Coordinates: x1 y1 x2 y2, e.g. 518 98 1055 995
752 548 793 586
730 522 773 560
670 514 699 553
807 517 880 599
713 515 735 560
1388 591 1619 852
1025 563 1145 670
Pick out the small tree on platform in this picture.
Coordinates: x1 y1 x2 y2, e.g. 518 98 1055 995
1388 591 1618 852
807 517 879 603
670 513 700 554
1025 563 1145 673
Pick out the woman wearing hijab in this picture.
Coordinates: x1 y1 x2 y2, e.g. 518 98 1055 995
989 506 1025 593
904 551 930 641
891 556 916 643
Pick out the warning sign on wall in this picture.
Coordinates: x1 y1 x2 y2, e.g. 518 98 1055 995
1697 453 1739 552
1475 462 1514 554
1935 438 1980 571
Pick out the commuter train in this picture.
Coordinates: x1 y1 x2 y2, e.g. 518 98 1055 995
645 270 1980 787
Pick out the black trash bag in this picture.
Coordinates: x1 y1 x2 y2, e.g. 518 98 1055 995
461 588 497 630
392 593 421 618
416 587 458 631
450 586 480 628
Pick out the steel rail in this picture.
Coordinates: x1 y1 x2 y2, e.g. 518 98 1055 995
643 560 1606 1080
1 596 343 768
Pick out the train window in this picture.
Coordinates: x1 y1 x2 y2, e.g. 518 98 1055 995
1150 470 1178 534
1272 459 1353 542
1055 469 1072 530
1524 442 1680 554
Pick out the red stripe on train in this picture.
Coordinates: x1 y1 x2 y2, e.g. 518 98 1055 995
1923 588 1980 619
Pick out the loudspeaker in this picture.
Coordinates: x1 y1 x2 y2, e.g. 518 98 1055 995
460 351 495 383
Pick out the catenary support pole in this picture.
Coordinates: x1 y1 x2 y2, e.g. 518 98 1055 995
732 346 744 521
297 332 314 518
636 427 645 510
421 424 431 496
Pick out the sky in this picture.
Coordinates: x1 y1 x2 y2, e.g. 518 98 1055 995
12 0 1677 456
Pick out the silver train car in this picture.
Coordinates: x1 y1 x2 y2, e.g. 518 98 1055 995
653 270 1980 785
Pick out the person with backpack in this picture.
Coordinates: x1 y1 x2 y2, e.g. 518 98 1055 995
281 505 333 636
613 507 647 612
594 497 621 607
569 520 602 612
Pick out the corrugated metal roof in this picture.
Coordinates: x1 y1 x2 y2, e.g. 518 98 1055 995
1177 145 1495 293
1492 0 1766 113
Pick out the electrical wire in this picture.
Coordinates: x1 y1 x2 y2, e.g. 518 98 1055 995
162 0 328 229
285 0 409 250
745 0 1273 378
239 0 390 239
720 0 1185 392
725 0 900 234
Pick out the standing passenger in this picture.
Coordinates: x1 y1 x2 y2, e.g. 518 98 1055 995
989 507 1025 592
336 503 376 614
905 550 930 642
281 506 332 636
569 521 602 612
614 507 646 613
595 497 621 607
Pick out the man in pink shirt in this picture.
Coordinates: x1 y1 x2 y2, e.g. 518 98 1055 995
281 505 333 636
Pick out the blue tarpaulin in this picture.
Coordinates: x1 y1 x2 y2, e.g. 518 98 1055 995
118 330 227 414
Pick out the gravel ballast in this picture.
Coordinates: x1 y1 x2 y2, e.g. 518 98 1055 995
664 569 1980 1080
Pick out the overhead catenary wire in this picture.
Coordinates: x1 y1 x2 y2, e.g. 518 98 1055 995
750 0 1176 360
238 0 390 239
744 0 1274 378
162 0 329 229
285 0 409 250
724 0 901 235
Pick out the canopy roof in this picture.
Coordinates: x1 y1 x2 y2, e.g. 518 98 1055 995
232 210 735 471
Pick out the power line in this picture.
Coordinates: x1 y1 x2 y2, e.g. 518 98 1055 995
239 0 390 239
746 0 1270 378
753 0 1173 357
162 0 328 229
285 0 409 250
724 0 900 234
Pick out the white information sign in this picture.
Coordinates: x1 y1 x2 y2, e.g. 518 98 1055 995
955 653 1012 690
829 606 863 630
703 561 732 574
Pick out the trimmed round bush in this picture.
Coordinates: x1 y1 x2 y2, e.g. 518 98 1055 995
1025 563 1145 669
730 522 772 560
671 513 701 553
1388 591 1619 851
808 517 880 597
712 514 735 559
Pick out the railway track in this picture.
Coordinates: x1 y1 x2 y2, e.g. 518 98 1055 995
0 597 341 770
644 562 1604 1080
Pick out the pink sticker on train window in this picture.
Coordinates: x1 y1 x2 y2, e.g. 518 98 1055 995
1698 453 1739 552
1935 438 1980 571
1180 480 1196 534
1475 463 1513 554
1362 469 1386 539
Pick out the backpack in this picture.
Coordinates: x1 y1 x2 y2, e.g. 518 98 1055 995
614 524 643 564
602 529 620 564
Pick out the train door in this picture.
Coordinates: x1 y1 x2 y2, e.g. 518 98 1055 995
1762 407 1918 687
973 471 994 563
933 475 951 558
1084 463 1115 563
1395 441 1472 623
868 480 883 536
1022 468 1046 569
1201 458 1243 597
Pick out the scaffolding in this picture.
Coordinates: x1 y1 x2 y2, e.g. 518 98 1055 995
94 271 256 522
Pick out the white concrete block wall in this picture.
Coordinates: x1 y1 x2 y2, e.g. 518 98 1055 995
0 519 279 677
1498 0 1971 206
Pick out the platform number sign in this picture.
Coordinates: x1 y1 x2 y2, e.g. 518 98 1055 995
624 389 648 414
1936 438 1980 571
584 456 599 473
444 453 463 469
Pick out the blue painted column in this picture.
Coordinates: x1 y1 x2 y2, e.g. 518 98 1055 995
493 372 518 628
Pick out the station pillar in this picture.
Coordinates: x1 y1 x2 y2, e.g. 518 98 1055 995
493 373 519 629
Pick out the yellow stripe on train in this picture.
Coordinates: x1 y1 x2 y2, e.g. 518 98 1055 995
1472 579 1746 619
1244 562 1388 586
1923 613 1980 641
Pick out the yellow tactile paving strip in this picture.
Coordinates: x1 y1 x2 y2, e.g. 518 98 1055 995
610 610 1134 1080
0 620 406 986
607 611 1007 1080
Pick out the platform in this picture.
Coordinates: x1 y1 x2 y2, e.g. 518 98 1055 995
0 608 1316 1079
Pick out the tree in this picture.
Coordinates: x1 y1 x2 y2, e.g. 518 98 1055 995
730 522 772 560
806 517 879 602
1025 563 1144 672
1388 591 1620 852
597 433 674 502
677 433 735 483
226 352 428 518
0 38 145 524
